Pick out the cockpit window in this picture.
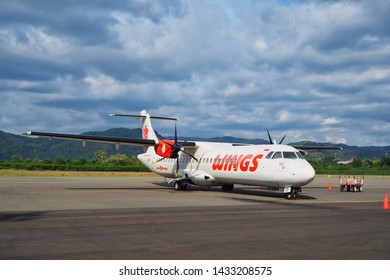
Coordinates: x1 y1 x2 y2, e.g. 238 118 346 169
283 151 298 159
296 152 305 159
272 152 283 159
265 151 274 159
269 151 305 159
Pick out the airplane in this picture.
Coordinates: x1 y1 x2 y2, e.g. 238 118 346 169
23 110 342 199
337 157 356 165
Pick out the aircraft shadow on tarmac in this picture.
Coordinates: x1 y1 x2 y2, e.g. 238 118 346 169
0 212 46 222
152 182 317 200
66 181 316 200
65 187 170 191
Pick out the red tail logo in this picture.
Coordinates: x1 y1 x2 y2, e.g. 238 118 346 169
143 126 149 139
212 154 263 172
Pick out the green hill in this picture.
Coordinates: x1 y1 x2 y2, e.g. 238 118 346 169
0 128 145 161
0 129 389 161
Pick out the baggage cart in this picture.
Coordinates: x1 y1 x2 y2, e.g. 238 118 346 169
339 175 364 192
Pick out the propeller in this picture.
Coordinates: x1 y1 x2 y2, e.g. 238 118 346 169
160 123 198 176
266 129 286 145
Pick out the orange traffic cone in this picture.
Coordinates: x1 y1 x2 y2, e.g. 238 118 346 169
327 182 333 191
383 193 390 210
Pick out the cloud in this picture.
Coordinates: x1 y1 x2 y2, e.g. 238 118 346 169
321 118 341 126
0 0 389 146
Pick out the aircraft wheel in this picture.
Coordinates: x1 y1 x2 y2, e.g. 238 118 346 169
174 180 187 191
174 181 182 191
286 190 299 200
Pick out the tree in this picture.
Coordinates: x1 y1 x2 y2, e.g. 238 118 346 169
95 150 107 161
380 157 390 168
74 157 87 165
11 155 22 162
352 159 362 168
55 157 66 164
108 153 129 165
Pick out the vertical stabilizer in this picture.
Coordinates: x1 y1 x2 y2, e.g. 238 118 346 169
140 110 158 141
110 110 176 144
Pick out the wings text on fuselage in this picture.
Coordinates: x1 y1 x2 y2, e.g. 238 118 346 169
212 154 264 172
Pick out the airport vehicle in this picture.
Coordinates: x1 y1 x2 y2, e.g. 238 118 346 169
339 175 364 192
337 158 356 165
24 110 341 199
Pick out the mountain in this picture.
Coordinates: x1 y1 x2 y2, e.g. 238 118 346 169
0 129 389 160
290 141 390 159
0 128 145 161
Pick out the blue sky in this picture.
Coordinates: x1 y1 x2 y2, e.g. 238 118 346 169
1 0 389 146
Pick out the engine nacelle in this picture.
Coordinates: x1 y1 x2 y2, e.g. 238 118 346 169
184 170 218 186
154 140 175 158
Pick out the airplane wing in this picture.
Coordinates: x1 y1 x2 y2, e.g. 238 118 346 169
22 131 156 147
23 131 341 150
23 131 197 148
292 145 342 150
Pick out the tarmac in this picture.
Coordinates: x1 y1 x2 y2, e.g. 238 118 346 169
0 175 389 259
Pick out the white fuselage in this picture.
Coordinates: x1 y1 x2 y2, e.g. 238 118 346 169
137 142 315 188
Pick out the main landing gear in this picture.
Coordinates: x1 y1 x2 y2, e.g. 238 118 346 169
173 180 235 193
174 179 189 191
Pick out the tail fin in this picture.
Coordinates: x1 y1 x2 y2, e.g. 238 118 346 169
110 110 177 142
140 110 158 141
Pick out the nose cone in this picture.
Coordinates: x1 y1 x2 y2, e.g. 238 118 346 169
301 163 316 185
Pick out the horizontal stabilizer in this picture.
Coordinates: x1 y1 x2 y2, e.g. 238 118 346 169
110 114 177 121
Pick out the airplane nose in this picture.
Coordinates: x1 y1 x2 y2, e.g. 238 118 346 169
301 163 316 185
291 161 315 187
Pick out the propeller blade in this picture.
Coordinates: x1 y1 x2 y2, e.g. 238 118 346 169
279 134 286 144
160 139 174 148
181 149 198 162
174 123 178 145
266 129 273 144
159 123 197 177
176 158 179 177
155 157 165 163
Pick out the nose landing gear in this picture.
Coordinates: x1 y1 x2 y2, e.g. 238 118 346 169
284 187 301 200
